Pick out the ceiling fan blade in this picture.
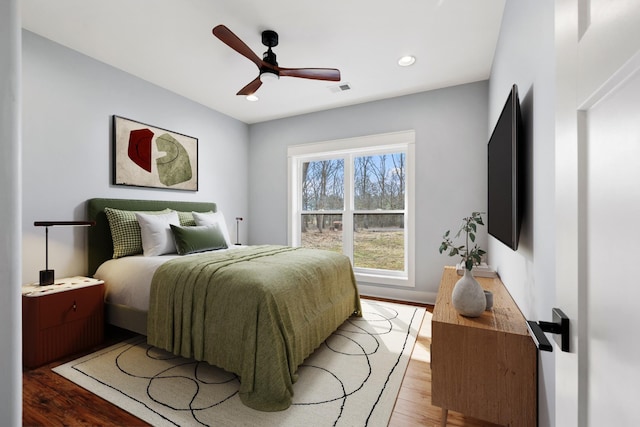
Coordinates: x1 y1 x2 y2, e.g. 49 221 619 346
278 67 341 81
212 25 263 69
237 77 262 96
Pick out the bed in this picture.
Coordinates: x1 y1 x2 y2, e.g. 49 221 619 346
86 198 362 411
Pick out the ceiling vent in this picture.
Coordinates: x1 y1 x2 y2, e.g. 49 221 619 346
329 83 351 93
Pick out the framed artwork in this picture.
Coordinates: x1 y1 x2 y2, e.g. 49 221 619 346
112 115 198 191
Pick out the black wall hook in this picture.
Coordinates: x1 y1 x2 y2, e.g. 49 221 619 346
526 308 570 352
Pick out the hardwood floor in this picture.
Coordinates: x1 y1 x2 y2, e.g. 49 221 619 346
387 305 501 427
23 326 147 427
23 303 501 426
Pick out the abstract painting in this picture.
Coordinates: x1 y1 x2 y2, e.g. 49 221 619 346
112 116 198 191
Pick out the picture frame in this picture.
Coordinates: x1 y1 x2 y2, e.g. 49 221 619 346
112 115 198 191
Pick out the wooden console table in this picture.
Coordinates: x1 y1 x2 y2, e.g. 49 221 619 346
431 266 537 426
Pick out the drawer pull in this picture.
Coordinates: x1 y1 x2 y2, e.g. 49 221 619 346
72 301 77 312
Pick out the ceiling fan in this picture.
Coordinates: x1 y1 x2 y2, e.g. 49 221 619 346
212 25 341 96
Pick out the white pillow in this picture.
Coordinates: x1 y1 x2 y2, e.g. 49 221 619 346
192 211 232 247
135 210 181 256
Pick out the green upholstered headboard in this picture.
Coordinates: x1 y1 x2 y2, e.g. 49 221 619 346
86 198 217 276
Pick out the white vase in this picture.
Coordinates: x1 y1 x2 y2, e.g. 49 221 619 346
451 268 486 317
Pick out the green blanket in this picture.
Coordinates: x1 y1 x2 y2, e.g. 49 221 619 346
147 245 362 411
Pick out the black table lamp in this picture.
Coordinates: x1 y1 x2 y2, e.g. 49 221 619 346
34 220 95 285
235 217 243 245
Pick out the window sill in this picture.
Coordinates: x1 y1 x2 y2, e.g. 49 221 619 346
355 271 415 288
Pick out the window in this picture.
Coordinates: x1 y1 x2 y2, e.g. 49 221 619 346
288 130 415 287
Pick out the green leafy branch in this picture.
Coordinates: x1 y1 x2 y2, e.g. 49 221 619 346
439 211 487 271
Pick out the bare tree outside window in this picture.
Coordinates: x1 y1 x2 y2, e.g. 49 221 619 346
301 153 405 271
353 153 405 270
301 159 344 252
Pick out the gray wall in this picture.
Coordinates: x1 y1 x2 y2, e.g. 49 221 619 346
488 1 555 426
248 82 489 302
21 31 250 283
0 0 22 423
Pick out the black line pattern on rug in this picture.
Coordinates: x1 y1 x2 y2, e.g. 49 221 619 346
116 345 240 426
66 301 420 427
290 301 419 426
70 336 181 427
365 305 420 426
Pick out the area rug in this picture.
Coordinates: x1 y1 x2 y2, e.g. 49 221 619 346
53 299 428 427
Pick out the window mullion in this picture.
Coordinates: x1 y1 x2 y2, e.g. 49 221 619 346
342 154 354 262
289 157 301 247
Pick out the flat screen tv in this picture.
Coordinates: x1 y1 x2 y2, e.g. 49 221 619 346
487 84 523 250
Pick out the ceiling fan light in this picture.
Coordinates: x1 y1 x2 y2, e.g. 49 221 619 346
260 71 279 83
246 94 259 102
398 55 416 67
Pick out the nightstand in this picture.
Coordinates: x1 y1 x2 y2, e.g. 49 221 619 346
22 276 105 368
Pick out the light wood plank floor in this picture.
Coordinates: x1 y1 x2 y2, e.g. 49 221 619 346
23 301 501 426
388 304 502 427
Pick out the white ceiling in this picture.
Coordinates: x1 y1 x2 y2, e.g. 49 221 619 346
21 0 505 124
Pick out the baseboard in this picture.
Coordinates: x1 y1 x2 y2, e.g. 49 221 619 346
357 283 436 306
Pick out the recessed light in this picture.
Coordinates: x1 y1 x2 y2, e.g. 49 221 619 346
398 55 416 67
246 94 259 102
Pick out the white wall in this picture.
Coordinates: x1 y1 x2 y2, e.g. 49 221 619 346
248 82 489 303
21 31 250 283
0 1 22 424
488 1 555 426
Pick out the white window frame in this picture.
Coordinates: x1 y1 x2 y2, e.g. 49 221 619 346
288 130 415 287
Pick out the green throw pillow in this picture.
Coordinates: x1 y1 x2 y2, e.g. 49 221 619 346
104 207 170 258
176 211 197 227
170 224 228 255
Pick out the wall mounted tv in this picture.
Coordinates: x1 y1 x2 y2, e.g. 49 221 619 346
487 84 524 251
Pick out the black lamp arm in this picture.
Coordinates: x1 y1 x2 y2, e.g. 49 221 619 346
34 221 96 227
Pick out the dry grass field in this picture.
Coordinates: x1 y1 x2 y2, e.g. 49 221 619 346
302 228 404 271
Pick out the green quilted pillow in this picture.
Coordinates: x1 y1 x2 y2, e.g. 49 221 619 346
104 207 170 258
176 211 197 227
170 224 228 255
